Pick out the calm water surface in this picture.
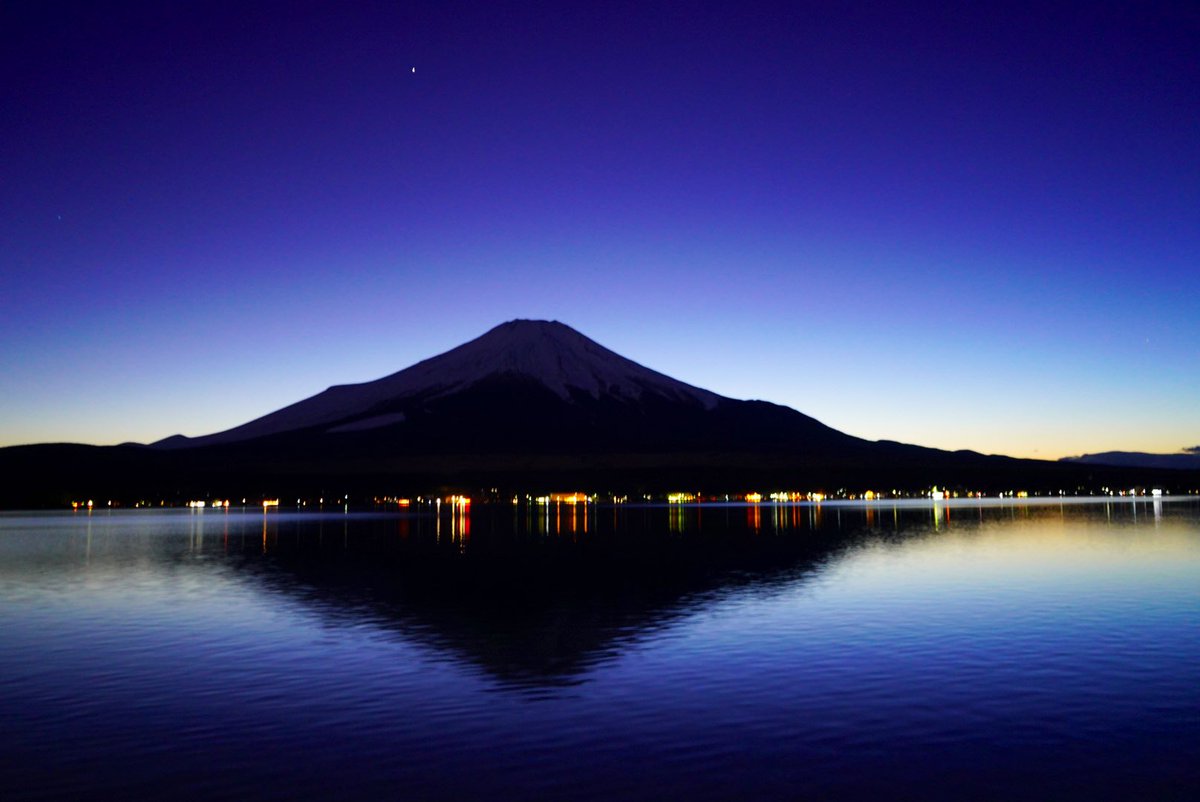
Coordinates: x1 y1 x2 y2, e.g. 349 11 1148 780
2 499 1198 800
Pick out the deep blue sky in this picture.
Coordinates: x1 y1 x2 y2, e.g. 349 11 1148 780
2 1 1197 458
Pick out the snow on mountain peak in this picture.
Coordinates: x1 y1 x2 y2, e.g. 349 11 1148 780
392 319 719 407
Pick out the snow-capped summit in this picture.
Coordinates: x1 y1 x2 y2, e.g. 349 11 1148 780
157 320 721 448
396 319 719 408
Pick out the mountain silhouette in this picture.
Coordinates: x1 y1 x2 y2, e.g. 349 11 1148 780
151 319 857 456
1 320 1194 505
155 320 717 447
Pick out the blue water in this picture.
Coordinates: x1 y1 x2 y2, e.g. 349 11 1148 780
1 499 1198 800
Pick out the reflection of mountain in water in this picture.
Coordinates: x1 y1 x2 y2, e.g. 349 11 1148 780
228 500 1161 689
230 504 887 688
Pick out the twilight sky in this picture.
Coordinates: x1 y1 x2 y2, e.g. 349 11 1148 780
2 1 1197 459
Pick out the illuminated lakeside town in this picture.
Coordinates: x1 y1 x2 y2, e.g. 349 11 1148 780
68 485 1195 513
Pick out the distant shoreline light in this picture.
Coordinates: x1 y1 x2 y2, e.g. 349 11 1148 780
60 488 1193 512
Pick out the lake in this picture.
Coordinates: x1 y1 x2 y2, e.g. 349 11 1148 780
2 498 1198 800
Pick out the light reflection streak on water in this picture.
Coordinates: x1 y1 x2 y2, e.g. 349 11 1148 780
395 496 1200 545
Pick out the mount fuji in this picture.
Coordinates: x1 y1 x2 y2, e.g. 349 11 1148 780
154 319 730 450
149 318 879 461
3 320 1191 505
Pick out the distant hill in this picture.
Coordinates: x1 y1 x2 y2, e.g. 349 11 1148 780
1061 451 1200 471
2 320 1196 506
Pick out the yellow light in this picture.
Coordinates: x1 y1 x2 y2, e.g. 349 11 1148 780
745 493 762 503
